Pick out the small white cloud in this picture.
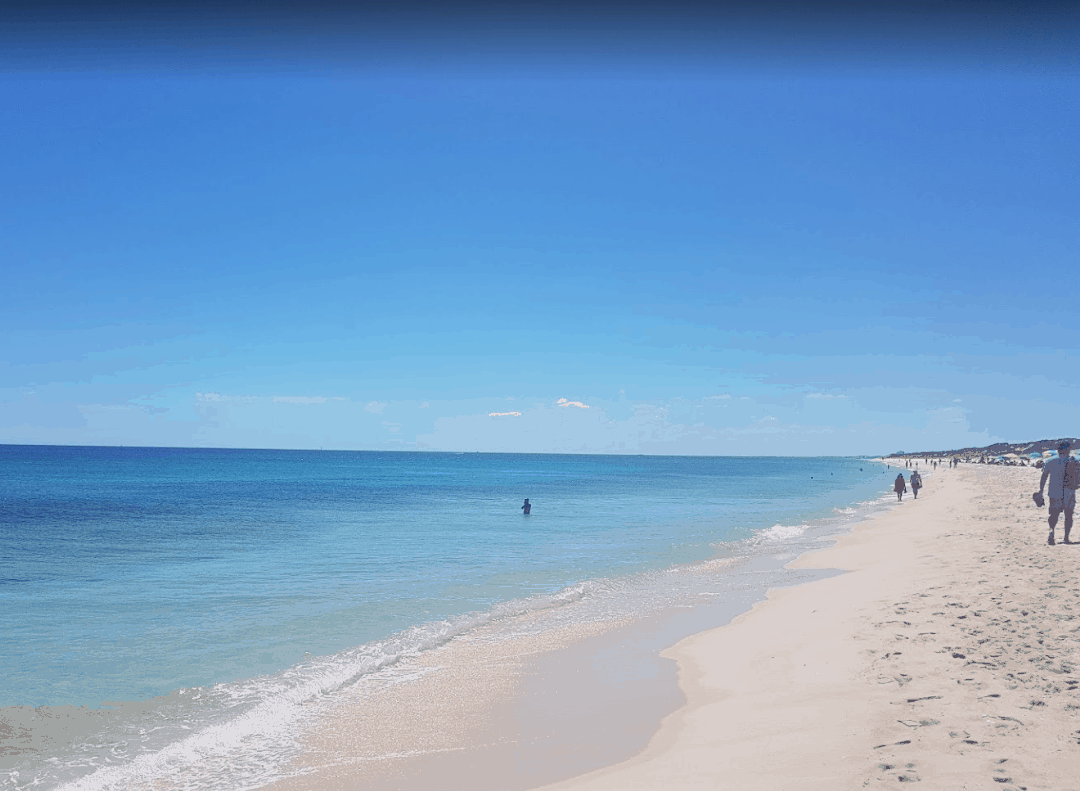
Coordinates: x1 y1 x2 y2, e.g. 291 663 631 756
273 396 327 405
953 399 962 403
195 392 255 404
381 421 402 433
365 401 387 414
420 401 430 408
489 411 523 417
806 393 846 400
557 398 590 409
706 394 732 400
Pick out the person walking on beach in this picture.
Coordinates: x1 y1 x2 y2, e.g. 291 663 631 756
521 498 531 515
910 470 922 499
894 473 907 501
1036 442 1079 545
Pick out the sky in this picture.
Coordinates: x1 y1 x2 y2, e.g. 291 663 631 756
2 2 1079 455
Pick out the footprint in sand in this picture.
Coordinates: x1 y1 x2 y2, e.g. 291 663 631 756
874 760 920 784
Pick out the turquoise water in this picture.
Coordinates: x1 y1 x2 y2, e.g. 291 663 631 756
0 446 895 789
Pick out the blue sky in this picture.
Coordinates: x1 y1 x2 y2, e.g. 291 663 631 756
2 4 1078 455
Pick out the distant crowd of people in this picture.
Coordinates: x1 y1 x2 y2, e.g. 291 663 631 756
897 457 957 470
887 455 962 502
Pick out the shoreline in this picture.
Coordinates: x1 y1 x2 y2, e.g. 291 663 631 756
7 456 893 791
538 463 1080 790
258 543 863 791
258 463 1080 791
253 474 899 791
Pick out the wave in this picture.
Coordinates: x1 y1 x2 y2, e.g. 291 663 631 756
55 582 603 791
756 523 809 542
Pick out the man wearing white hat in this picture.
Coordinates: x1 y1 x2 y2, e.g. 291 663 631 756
1037 441 1079 545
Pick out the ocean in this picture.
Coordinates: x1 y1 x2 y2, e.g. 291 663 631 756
0 446 902 790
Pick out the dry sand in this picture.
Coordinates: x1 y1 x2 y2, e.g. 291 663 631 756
541 464 1080 791
263 464 1080 790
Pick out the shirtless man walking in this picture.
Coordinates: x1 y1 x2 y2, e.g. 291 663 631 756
1037 441 1079 545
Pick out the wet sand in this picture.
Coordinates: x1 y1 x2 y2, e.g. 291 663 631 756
261 556 836 790
263 464 1079 790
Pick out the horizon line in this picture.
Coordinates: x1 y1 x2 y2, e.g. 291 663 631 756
0 441 883 459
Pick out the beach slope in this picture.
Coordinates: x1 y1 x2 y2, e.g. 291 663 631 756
540 465 1080 790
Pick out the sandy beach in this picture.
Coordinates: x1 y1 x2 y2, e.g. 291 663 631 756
539 463 1080 791
262 463 1079 791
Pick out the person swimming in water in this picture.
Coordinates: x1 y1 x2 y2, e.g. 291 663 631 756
521 498 531 515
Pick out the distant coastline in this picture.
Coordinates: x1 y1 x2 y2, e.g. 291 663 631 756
886 437 1079 464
